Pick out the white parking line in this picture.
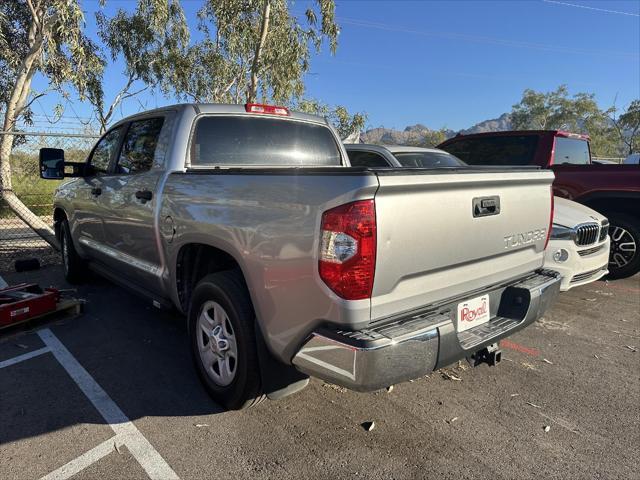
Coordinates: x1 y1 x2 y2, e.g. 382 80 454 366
36 328 180 480
0 328 180 479
0 347 50 369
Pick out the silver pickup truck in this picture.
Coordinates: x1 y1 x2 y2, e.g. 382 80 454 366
39 103 560 410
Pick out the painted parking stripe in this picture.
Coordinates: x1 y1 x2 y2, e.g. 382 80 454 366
37 328 179 480
39 438 116 480
0 347 50 369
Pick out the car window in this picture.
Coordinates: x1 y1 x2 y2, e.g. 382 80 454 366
441 136 538 166
191 116 342 166
393 151 464 168
347 150 391 167
88 127 123 173
554 137 590 165
116 117 165 174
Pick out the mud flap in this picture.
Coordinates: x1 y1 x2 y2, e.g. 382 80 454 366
255 325 309 400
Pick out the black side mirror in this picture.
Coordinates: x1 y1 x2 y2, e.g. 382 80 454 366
39 148 65 179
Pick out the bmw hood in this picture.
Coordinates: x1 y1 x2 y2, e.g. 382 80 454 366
553 197 607 228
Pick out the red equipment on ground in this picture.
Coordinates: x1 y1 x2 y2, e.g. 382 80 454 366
0 283 60 328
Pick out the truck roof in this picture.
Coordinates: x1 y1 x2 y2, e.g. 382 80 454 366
344 143 447 154
438 130 590 149
111 103 330 129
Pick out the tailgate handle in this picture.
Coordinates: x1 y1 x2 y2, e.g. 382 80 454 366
473 196 500 217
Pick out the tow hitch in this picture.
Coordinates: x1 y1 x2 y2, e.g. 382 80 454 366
468 343 502 367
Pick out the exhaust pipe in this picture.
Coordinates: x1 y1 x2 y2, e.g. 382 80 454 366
468 343 502 367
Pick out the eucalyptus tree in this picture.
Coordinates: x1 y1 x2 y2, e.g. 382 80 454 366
175 0 339 104
87 0 189 133
0 0 103 246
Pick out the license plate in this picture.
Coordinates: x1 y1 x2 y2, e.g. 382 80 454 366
457 294 490 332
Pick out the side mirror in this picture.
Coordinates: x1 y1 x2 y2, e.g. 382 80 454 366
39 148 65 179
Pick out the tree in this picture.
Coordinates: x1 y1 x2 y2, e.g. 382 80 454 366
87 0 189 133
423 127 449 147
0 0 103 247
297 99 367 140
610 100 640 155
511 85 619 157
174 0 339 104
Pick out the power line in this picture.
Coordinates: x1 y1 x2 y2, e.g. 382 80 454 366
337 16 639 59
542 0 640 17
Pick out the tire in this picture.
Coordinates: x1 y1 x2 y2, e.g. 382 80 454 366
606 213 640 280
60 220 87 284
188 270 265 410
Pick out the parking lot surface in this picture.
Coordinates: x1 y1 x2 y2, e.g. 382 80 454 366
1 266 638 480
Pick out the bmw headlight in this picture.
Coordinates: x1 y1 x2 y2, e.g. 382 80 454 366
551 224 575 240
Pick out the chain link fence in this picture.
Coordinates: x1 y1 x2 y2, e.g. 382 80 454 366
0 130 99 272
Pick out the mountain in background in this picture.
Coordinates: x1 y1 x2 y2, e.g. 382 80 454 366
360 112 513 145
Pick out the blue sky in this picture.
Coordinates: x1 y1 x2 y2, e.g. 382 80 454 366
31 0 640 132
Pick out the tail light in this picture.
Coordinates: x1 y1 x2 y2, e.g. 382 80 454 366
544 189 554 250
245 103 289 116
319 200 376 300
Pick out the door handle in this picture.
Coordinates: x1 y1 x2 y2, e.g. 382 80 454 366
91 187 102 196
135 190 153 202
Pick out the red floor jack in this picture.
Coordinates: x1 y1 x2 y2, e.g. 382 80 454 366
0 283 77 329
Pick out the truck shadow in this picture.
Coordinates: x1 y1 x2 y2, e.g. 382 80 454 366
0 265 229 446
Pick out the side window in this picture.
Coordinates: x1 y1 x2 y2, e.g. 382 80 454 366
116 117 165 174
554 137 590 165
347 150 391 167
88 127 123 173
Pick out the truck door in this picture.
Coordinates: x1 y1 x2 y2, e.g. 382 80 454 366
98 117 166 293
72 126 124 264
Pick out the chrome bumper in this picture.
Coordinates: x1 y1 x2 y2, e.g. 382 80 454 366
292 270 561 392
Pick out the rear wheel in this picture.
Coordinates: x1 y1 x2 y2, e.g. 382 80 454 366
188 270 265 410
606 213 640 280
60 220 87 284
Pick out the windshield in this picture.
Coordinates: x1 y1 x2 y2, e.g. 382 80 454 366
393 151 465 168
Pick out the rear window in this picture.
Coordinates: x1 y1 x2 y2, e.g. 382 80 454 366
393 151 464 168
441 135 539 166
191 116 342 166
553 137 590 165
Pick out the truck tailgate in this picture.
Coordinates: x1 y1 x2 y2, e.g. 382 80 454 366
371 168 554 320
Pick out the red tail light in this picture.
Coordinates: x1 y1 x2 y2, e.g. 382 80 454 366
245 103 289 116
319 200 376 300
544 189 554 250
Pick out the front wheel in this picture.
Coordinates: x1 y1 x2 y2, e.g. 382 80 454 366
606 213 640 280
188 270 265 410
60 219 87 284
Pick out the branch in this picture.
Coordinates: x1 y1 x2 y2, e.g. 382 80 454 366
249 1 271 103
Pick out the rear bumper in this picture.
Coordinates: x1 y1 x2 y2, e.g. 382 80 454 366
292 270 561 392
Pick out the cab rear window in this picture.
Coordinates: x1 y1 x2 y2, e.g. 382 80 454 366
191 116 342 166
442 136 538 166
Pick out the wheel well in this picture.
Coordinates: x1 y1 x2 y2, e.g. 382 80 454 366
53 208 66 240
580 197 639 220
176 243 242 312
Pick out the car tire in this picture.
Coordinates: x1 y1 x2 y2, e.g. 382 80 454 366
188 270 265 410
606 213 640 280
60 219 87 284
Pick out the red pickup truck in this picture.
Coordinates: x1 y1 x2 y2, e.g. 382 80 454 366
438 130 640 279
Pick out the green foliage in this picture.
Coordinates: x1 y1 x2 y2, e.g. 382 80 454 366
87 0 189 131
422 128 448 147
511 85 623 157
173 0 339 104
612 100 640 155
297 99 367 139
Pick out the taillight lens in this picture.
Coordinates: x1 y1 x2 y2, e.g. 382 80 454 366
544 189 554 250
319 200 376 300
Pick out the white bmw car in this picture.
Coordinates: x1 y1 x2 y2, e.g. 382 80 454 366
546 197 610 291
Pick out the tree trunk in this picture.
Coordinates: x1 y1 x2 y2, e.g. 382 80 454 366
0 7 59 250
248 1 271 103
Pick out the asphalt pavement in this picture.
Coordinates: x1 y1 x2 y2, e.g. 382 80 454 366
0 266 638 479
